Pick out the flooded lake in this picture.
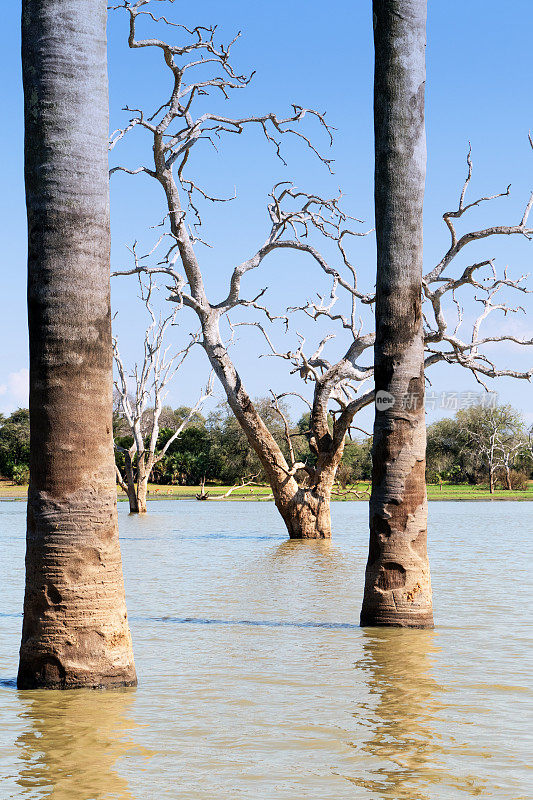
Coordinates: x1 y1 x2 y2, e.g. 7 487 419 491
0 500 531 799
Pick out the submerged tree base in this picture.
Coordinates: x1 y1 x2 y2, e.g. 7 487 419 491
360 609 434 628
18 488 137 691
17 666 138 691
277 488 333 540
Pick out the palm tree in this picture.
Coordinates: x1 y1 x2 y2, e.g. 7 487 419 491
361 0 433 628
18 0 137 688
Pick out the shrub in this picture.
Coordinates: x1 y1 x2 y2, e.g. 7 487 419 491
12 464 30 485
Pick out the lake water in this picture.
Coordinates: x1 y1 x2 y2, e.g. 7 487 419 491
0 500 531 799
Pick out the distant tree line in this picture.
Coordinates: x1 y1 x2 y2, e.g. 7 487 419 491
0 409 30 484
1 402 531 491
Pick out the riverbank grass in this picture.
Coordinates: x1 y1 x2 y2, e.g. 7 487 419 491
1 480 532 501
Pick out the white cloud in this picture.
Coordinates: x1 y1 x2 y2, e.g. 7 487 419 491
0 368 29 415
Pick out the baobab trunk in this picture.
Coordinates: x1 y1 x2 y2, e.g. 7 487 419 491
18 0 137 687
361 0 433 628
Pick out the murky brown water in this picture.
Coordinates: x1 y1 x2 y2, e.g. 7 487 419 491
0 501 531 799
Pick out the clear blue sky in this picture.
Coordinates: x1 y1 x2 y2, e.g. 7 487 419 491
1 1 531 430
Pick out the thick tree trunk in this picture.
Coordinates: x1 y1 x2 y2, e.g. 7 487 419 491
361 0 433 628
202 323 341 539
489 466 495 494
18 0 137 688
274 474 336 540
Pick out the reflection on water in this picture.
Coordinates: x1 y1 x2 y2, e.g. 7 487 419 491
14 689 142 800
354 629 441 799
353 629 487 799
1 500 531 799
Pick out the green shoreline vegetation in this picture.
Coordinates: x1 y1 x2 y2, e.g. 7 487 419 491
2 403 532 503
1 480 532 502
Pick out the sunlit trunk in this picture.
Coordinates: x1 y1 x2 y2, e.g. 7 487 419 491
136 473 149 514
18 0 136 688
276 484 331 540
361 0 433 628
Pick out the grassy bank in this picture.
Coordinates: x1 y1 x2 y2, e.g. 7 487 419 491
1 480 532 502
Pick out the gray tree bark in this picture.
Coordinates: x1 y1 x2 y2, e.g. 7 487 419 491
18 0 137 688
361 0 434 628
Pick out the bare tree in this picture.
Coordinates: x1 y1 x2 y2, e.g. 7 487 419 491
110 0 532 541
461 405 528 492
113 274 213 512
497 435 529 491
196 473 261 501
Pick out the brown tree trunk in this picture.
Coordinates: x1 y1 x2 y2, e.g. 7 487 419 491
122 452 140 513
361 0 433 629
202 321 336 538
275 486 332 539
18 0 137 688
505 467 512 491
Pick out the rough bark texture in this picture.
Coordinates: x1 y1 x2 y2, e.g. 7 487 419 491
361 0 433 628
18 0 137 688
202 320 334 538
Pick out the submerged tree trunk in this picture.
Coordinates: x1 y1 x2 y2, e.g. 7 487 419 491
118 451 140 512
136 468 149 514
18 0 137 688
202 322 334 538
361 0 433 628
275 453 343 539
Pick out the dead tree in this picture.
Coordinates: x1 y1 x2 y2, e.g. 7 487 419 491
196 473 260 501
113 273 213 512
462 405 528 492
110 0 533 538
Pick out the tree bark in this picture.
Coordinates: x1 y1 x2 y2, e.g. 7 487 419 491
117 451 140 512
504 466 512 491
202 320 335 538
18 0 137 688
361 0 433 628
136 471 149 514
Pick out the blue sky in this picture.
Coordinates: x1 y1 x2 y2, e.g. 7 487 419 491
1 0 531 430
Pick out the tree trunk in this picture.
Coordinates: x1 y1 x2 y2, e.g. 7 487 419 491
505 467 512 491
276 490 332 538
136 474 148 514
489 466 495 494
202 323 341 539
121 453 140 513
18 0 137 688
361 0 433 629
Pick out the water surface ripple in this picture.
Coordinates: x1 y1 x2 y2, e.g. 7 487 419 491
0 500 531 799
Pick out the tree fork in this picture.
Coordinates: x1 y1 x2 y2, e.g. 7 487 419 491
18 0 137 687
361 0 433 628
